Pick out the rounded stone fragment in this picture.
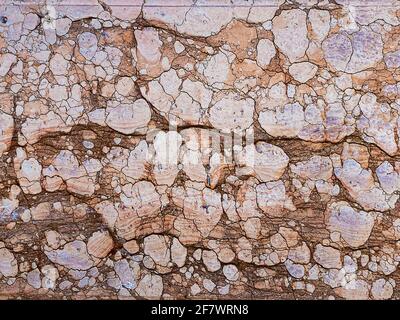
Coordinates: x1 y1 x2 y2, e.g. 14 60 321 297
144 235 170 267
376 161 400 194
288 242 311 265
27 269 41 289
346 27 383 74
87 231 114 259
334 159 391 211
135 27 162 63
20 158 42 182
45 240 93 270
0 53 17 76
102 0 141 21
325 202 375 248
313 244 342 269
322 33 352 72
288 62 318 83
0 248 18 277
357 93 397 156
223 264 239 281
115 181 162 240
202 250 221 272
176 5 234 37
256 180 296 215
272 9 309 62
41 265 59 290
308 9 330 42
284 260 305 279
136 274 163 299
114 259 137 290
78 32 98 60
49 53 69 75
106 99 151 134
177 187 223 238
171 238 187 268
209 94 254 132
341 143 369 169
371 279 394 300
115 77 135 96
249 142 289 182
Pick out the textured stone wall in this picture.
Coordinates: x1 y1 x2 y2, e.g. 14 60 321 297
0 0 400 300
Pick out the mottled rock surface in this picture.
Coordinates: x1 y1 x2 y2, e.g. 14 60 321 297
0 0 400 300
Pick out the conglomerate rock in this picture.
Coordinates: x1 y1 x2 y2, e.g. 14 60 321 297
0 0 400 300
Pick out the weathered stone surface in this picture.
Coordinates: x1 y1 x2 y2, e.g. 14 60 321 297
209 93 254 132
45 241 94 271
289 62 318 83
1 0 399 301
256 39 276 68
259 102 305 138
0 111 13 156
106 100 151 134
136 274 163 299
237 142 289 182
334 159 394 211
272 9 308 62
325 202 375 248
0 248 18 277
87 231 114 259
313 244 342 269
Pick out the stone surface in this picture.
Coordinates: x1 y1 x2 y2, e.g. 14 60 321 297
0 0 399 301
325 202 376 248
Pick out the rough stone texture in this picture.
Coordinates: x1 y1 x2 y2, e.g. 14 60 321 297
0 0 400 301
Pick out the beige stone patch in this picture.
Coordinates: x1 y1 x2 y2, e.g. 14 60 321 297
313 244 342 269
87 231 114 259
106 99 151 134
289 62 318 83
335 159 394 211
237 142 289 182
357 93 398 156
272 9 309 63
173 186 223 238
209 93 254 132
259 102 305 138
0 53 17 76
134 27 163 76
256 180 296 216
116 181 162 240
45 240 94 270
341 143 370 169
326 202 375 248
256 39 276 68
136 274 163 299
335 280 370 300
308 9 330 42
0 248 18 277
144 235 170 267
20 111 71 145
